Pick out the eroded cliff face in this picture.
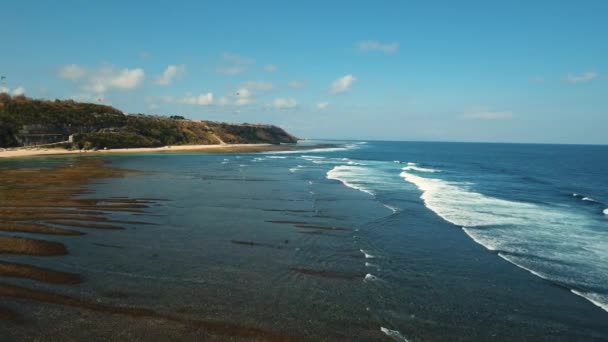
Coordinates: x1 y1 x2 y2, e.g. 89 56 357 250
0 95 298 148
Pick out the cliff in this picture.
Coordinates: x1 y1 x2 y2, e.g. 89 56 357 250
0 94 298 149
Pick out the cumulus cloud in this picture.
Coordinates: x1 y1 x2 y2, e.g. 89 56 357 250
60 64 145 94
357 40 399 54
59 64 87 80
564 71 598 84
264 64 277 72
235 88 254 106
317 102 329 110
330 74 356 94
272 97 297 109
288 80 306 89
217 52 254 75
155 64 185 85
242 81 273 92
463 109 513 120
12 87 25 95
179 92 213 106
84 67 145 93
0 86 25 95
69 93 104 103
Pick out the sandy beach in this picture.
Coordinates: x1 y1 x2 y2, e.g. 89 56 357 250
0 143 290 158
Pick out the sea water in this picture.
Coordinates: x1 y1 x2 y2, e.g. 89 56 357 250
1 141 607 341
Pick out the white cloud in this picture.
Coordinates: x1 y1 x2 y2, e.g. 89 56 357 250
69 93 103 103
272 97 297 109
317 102 329 110
564 71 598 84
242 81 273 92
264 64 277 72
463 109 513 120
330 74 356 94
155 64 185 85
179 92 213 106
288 80 306 89
60 64 87 80
219 96 229 106
107 68 145 89
235 88 254 106
12 87 25 95
357 40 399 54
0 86 25 95
62 65 145 94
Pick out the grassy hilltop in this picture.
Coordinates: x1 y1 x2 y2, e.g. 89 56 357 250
0 94 298 149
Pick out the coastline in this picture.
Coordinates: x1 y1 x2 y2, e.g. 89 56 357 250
0 143 294 158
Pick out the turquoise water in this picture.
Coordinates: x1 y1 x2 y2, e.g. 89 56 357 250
2 141 608 341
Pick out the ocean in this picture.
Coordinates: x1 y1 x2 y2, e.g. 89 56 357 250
1 141 607 341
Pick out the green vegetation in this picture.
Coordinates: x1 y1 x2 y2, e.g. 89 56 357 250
0 94 298 149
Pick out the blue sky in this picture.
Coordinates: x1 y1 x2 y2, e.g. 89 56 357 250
1 1 607 144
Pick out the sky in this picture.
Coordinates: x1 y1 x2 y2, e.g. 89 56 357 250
1 0 607 144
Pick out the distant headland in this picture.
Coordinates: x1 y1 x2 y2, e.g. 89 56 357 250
0 94 299 156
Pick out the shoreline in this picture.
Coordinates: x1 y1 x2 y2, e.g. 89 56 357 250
0 143 294 158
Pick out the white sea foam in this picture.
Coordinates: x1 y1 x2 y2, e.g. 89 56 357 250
571 290 608 313
400 170 541 227
400 168 608 312
360 249 375 259
267 156 287 159
497 253 550 280
604 208 608 215
289 165 304 173
401 164 438 173
380 327 409 342
365 262 380 269
582 197 599 203
393 160 401 164
301 155 326 159
327 165 375 196
462 227 498 251
383 204 399 213
264 145 357 154
364 273 380 282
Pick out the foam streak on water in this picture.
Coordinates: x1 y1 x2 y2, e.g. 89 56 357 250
327 165 375 196
400 168 608 312
380 327 410 341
